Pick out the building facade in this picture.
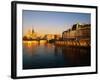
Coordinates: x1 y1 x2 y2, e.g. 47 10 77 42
62 23 91 41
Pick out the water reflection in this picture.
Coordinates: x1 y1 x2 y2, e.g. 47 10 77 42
23 41 90 69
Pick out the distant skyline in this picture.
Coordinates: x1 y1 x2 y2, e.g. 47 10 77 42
22 10 91 35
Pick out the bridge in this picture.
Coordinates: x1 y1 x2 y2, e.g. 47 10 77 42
23 39 47 44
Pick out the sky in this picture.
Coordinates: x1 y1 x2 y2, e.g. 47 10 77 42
22 10 91 35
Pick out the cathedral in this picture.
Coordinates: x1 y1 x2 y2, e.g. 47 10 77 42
24 28 37 40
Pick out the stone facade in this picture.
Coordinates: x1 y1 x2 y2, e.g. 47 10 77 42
62 23 91 41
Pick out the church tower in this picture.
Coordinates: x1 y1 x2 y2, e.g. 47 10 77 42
32 28 34 34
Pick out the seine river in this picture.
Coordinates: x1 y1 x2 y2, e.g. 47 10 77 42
23 41 90 69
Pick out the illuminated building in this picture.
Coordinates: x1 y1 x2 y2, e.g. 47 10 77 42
62 23 91 41
45 34 55 40
54 34 61 40
23 28 37 40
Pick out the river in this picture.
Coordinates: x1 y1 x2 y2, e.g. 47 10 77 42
23 41 90 69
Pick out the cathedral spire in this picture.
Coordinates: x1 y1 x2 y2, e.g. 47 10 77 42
32 27 34 33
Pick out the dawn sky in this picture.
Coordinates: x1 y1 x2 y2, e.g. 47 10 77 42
22 10 90 35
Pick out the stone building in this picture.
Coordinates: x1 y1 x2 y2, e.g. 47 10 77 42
62 23 91 41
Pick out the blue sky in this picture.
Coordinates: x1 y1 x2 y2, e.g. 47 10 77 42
22 10 90 35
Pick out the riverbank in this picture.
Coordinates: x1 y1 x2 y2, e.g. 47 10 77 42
55 39 90 47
